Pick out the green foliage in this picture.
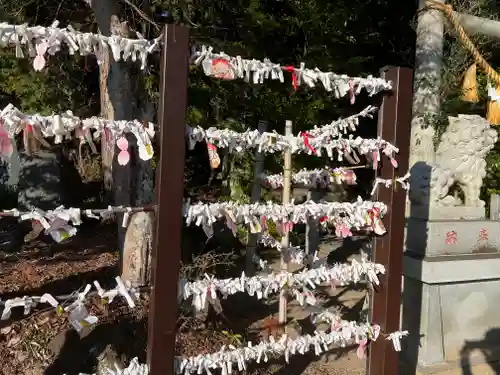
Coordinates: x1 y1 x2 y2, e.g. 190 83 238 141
483 133 500 196
0 0 96 116
221 329 243 346
0 0 415 203
170 0 415 199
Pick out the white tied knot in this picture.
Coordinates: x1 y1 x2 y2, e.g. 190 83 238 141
184 197 387 237
173 324 401 375
370 172 411 196
191 45 392 96
386 331 408 352
70 323 407 374
0 20 161 69
3 205 143 242
258 233 308 265
263 167 357 189
180 258 385 312
0 104 155 160
1 277 137 321
488 84 500 102
186 106 399 161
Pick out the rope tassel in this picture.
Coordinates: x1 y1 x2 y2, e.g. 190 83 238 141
487 85 500 125
427 0 500 125
462 63 479 102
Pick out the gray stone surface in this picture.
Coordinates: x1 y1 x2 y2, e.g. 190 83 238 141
490 194 500 220
406 219 500 256
405 253 500 283
402 254 500 368
18 150 62 211
402 277 444 366
404 113 500 372
409 115 497 209
409 204 486 220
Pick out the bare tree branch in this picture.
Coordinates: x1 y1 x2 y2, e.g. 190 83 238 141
120 0 160 31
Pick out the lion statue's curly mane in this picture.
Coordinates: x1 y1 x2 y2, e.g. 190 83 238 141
409 115 497 207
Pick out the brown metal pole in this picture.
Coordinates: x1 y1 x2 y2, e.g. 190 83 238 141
147 24 190 375
367 67 413 375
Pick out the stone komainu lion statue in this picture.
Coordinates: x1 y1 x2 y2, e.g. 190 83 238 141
409 115 498 207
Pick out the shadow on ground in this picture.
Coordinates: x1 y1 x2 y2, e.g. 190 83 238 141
44 317 147 375
461 328 500 375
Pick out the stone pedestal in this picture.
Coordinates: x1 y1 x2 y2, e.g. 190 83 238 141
409 204 486 221
402 204 500 371
406 218 499 256
402 253 500 368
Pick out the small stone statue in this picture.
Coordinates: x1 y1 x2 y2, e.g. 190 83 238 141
410 114 497 208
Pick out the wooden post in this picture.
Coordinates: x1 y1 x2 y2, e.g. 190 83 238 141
367 67 413 375
147 24 190 375
278 120 292 325
305 189 313 265
246 120 268 275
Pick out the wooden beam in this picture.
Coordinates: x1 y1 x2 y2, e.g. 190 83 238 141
455 11 500 41
367 66 413 375
147 24 190 375
278 120 292 326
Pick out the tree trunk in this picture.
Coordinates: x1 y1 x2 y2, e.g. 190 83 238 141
409 0 444 168
89 0 154 285
100 38 114 199
87 0 155 370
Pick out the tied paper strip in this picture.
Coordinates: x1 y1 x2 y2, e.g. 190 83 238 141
0 276 138 321
0 20 162 70
1 259 382 319
312 309 381 340
0 104 391 163
191 46 392 97
370 173 411 196
310 308 408 357
70 324 407 375
0 120 13 160
130 123 154 161
203 58 236 80
117 136 130 166
74 358 149 375
33 41 49 71
488 83 500 102
262 168 357 189
63 284 99 332
5 198 388 244
3 205 138 242
0 104 155 161
174 326 404 375
258 233 309 265
17 206 82 243
184 197 388 238
187 122 398 161
207 142 221 169
180 258 384 312
186 106 399 161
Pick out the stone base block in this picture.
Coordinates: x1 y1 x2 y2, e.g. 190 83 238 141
402 253 500 369
409 204 486 220
406 219 500 256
